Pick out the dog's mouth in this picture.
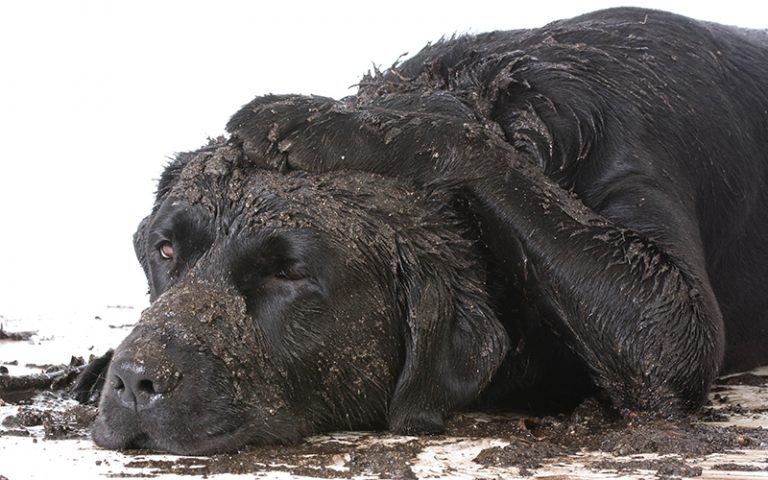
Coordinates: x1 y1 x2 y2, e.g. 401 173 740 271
92 407 304 455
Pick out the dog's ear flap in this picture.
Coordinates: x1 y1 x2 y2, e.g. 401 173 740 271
388 236 509 434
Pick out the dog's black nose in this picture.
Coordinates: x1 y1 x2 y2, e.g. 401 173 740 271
107 352 181 410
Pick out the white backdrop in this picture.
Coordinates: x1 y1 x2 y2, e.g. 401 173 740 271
0 1 765 316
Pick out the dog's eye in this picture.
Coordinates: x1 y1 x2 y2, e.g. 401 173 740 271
159 241 175 260
275 269 305 281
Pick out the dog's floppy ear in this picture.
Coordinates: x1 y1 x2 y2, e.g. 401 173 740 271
389 232 509 434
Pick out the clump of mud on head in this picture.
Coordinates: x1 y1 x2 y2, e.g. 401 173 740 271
92 142 503 455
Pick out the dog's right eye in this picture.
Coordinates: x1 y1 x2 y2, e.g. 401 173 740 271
159 241 175 260
275 269 306 281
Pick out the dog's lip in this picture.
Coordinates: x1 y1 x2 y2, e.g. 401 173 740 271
93 418 246 455
94 407 288 455
159 422 268 455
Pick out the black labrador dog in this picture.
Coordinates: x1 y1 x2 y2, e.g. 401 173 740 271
78 8 768 454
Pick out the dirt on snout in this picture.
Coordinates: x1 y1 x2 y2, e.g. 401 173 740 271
2 360 768 479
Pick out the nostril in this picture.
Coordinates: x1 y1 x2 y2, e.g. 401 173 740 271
108 358 181 411
137 379 156 395
111 375 125 391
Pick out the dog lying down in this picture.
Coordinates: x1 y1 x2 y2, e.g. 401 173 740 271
75 7 768 454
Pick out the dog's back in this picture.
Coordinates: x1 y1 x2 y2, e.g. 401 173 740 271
375 7 768 372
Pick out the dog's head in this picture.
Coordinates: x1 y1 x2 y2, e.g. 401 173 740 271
91 142 508 454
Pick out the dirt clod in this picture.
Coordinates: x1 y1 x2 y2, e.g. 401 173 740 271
349 441 420 479
712 462 768 471
473 439 572 474
3 407 46 428
593 458 702 478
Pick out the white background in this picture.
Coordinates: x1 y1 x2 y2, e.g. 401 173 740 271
1 1 766 317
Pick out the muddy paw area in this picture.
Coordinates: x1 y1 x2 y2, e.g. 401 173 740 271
3 323 768 479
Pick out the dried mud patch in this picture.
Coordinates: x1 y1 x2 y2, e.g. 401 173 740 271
122 437 421 479
591 457 703 479
711 462 768 471
473 439 571 476
464 401 768 477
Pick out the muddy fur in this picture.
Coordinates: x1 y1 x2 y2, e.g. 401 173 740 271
79 7 768 454
90 152 506 454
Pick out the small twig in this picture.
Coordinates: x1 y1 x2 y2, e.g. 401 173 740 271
0 324 36 341
0 365 86 394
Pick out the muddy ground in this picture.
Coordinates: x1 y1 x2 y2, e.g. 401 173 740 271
2 339 768 479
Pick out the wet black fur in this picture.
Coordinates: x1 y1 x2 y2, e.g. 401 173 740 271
89 162 508 454
79 8 768 453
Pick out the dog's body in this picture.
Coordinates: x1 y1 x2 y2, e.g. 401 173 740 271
80 8 768 454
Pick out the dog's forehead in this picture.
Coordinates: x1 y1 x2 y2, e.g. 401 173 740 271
167 147 308 223
165 144 428 236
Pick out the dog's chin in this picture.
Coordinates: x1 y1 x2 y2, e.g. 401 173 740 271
91 407 304 455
